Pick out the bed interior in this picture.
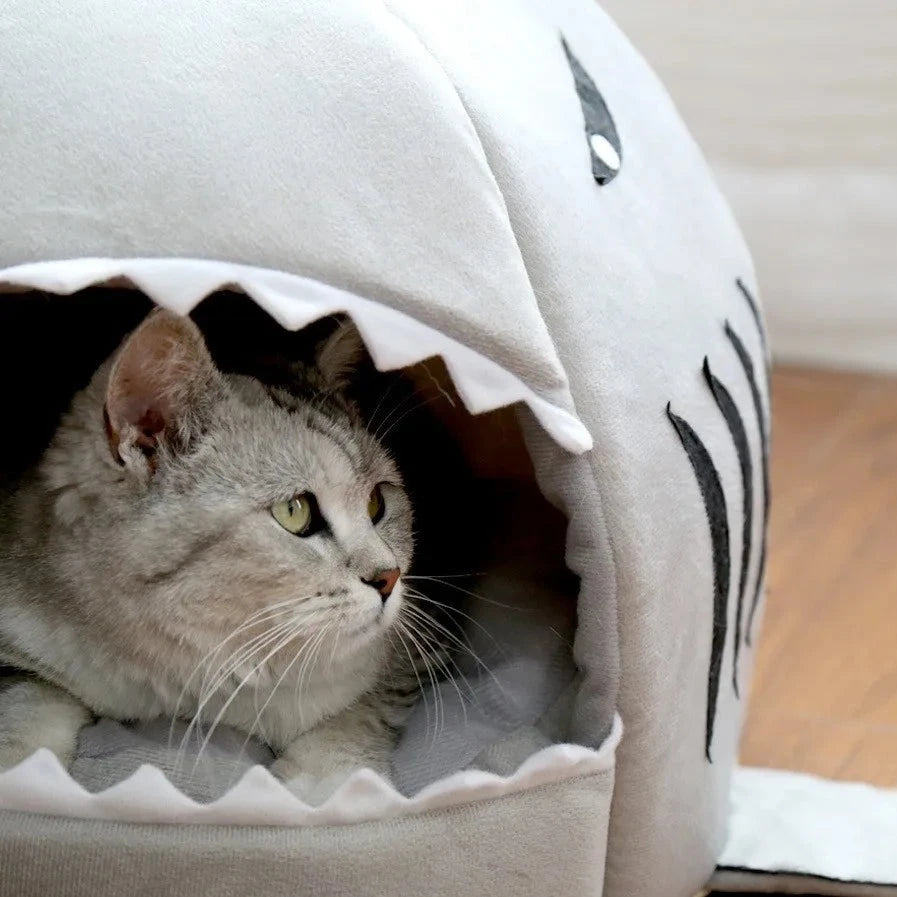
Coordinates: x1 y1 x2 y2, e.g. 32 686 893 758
0 287 594 803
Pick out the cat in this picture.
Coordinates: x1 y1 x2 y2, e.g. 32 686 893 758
0 308 424 804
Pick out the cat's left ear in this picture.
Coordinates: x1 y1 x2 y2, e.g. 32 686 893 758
315 320 366 393
104 309 222 476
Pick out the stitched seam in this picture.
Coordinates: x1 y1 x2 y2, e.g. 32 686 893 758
376 2 573 400
378 0 622 753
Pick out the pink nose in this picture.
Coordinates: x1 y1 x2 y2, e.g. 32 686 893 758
362 567 400 602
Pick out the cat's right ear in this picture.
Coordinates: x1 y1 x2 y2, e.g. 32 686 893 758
104 309 220 477
315 320 366 394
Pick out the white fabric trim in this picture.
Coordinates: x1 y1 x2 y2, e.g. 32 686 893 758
717 766 897 889
0 257 592 454
0 716 620 827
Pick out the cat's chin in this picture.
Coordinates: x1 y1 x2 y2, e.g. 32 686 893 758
337 621 388 651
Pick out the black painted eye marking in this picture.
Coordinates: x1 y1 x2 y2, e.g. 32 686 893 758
561 36 622 185
703 358 753 698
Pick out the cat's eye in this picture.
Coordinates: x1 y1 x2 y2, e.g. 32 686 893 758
368 484 385 524
271 493 317 536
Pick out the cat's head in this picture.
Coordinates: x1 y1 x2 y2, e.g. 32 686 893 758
43 309 413 676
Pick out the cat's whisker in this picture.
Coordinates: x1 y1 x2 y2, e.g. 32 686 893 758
372 373 455 443
193 614 301 725
238 621 332 763
230 633 321 782
397 617 443 740
187 603 303 704
400 601 484 709
177 638 282 772
219 624 311 757
405 575 528 611
399 611 471 728
306 624 334 707
179 616 302 768
377 394 444 444
370 385 425 443
391 624 432 739
402 597 482 659
171 596 310 747
326 617 343 675
176 617 297 763
409 627 480 716
402 601 506 701
365 374 404 435
192 621 307 770
393 620 430 734
396 617 443 745
293 623 331 727
403 587 507 661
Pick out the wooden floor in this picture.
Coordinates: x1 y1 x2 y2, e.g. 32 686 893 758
739 366 897 786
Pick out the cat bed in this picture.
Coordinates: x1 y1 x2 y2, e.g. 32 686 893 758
0 1 872 896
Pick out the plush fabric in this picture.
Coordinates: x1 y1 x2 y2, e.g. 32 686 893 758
72 719 274 803
0 0 768 895
378 6 764 896
0 771 615 897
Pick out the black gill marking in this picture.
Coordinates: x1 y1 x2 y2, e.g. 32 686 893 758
725 322 770 646
735 278 768 361
703 358 753 698
561 36 622 185
667 404 731 762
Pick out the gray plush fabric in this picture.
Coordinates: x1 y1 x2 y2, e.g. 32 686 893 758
0 0 765 894
72 720 275 803
393 563 579 795
382 6 765 897
0 771 615 897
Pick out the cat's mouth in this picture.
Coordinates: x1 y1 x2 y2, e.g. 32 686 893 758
339 596 403 644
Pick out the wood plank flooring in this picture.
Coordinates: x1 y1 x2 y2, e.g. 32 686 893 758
739 366 897 786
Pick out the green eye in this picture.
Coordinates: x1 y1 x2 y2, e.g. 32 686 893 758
272 494 315 536
368 484 385 524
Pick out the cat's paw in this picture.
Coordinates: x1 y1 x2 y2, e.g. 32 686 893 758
0 740 42 773
270 759 341 806
0 732 80 773
270 758 388 807
0 679 90 773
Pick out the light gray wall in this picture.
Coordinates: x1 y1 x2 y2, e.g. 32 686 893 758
601 0 897 372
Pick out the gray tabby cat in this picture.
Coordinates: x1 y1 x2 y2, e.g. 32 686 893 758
0 309 421 803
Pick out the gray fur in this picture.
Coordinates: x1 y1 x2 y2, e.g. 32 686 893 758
0 310 420 802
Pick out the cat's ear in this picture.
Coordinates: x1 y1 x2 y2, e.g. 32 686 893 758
104 309 220 475
315 320 366 393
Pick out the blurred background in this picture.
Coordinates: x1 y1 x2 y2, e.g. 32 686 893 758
602 0 897 788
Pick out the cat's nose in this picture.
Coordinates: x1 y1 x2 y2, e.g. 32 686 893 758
361 567 401 602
